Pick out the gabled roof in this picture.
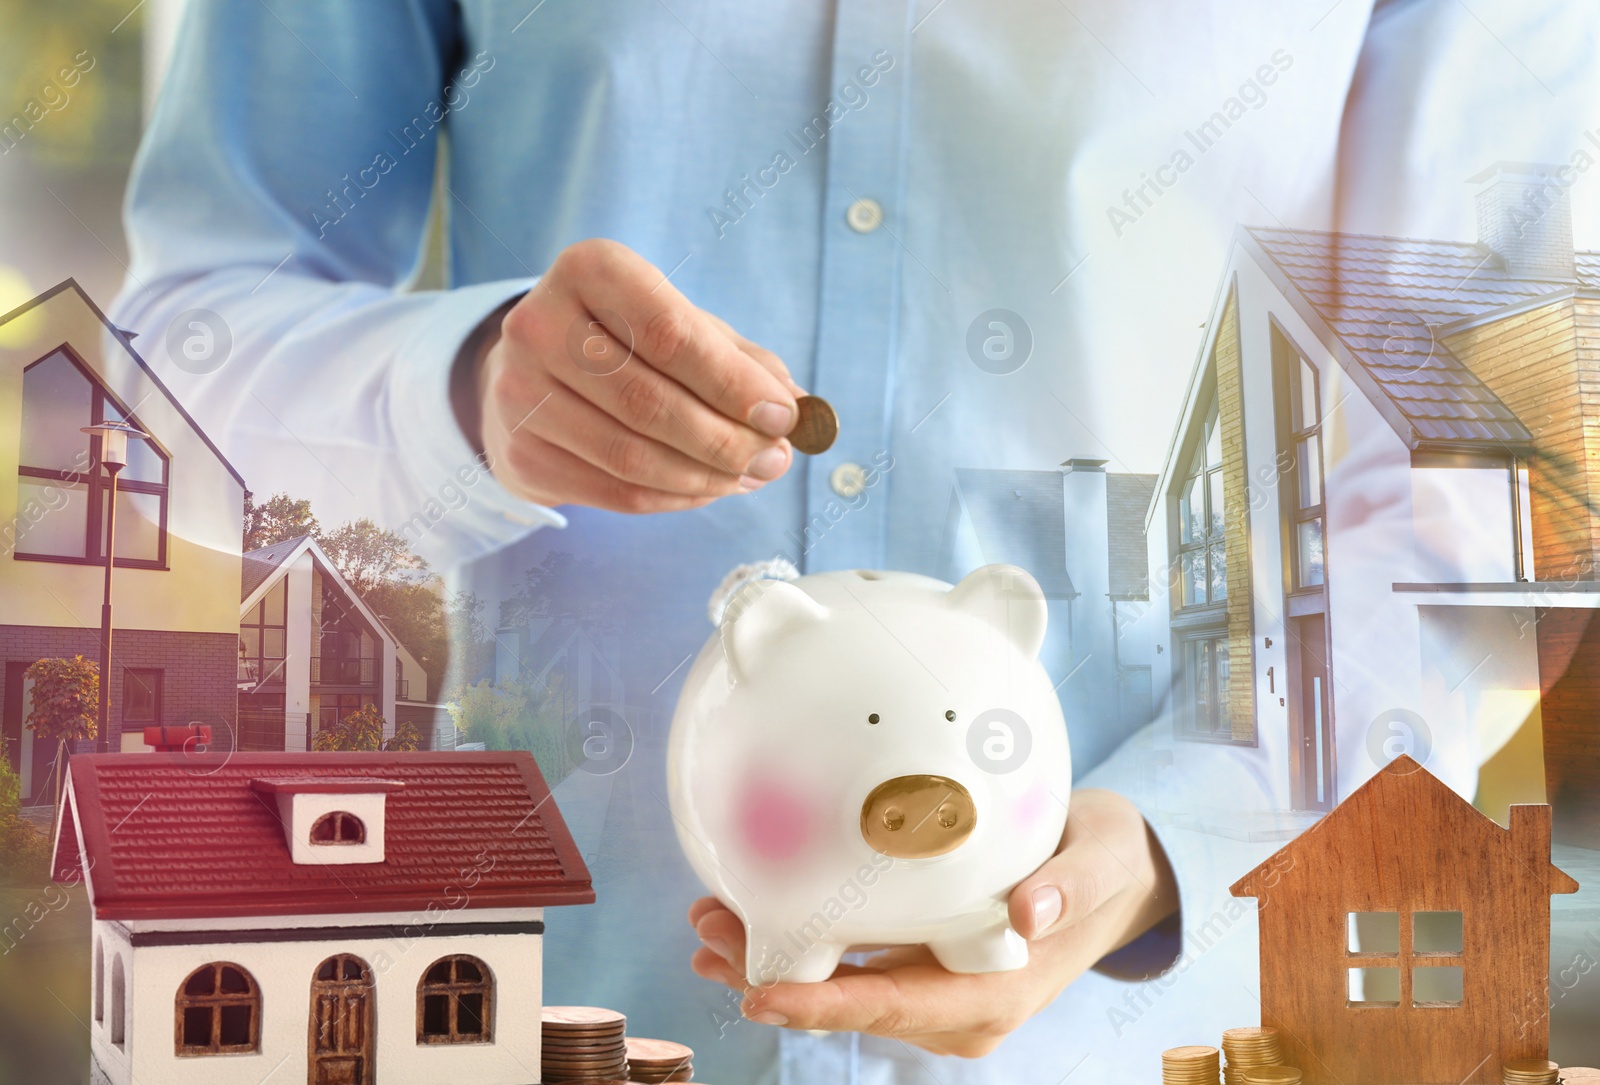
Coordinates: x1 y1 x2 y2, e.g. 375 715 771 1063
241 533 313 602
1243 228 1600 452
52 751 594 920
0 279 249 489
951 468 1077 599
1230 756 1577 900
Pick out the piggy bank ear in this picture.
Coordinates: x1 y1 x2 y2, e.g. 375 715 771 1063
720 580 829 680
945 564 1048 660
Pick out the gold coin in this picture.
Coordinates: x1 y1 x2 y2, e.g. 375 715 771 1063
789 395 839 455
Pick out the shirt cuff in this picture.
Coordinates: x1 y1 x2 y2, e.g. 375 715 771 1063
389 277 567 567
1075 721 1279 982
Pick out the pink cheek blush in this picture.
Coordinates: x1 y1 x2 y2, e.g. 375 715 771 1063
735 776 815 863
1011 779 1050 833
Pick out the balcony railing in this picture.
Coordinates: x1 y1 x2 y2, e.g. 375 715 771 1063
310 657 378 686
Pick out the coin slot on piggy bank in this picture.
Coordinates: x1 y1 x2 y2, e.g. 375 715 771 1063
667 563 1073 986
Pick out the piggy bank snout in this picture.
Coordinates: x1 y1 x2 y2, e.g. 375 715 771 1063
859 774 976 859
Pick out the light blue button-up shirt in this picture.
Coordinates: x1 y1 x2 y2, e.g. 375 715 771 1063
110 1 1599 1080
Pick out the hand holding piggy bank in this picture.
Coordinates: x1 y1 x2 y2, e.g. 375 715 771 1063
667 564 1073 986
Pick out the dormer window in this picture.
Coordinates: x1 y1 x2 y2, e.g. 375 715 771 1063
310 811 366 845
16 347 169 568
250 777 401 864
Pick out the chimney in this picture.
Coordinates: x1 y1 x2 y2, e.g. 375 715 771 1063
1468 161 1576 281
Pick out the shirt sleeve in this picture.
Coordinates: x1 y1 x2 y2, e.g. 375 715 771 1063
108 0 563 568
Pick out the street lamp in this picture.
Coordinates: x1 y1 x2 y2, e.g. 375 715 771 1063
81 421 151 754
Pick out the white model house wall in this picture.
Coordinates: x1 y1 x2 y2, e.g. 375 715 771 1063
87 915 543 1085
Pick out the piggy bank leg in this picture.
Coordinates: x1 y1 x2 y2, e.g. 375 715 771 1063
744 926 847 987
928 923 1030 974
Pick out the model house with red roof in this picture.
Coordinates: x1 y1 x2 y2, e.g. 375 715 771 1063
52 749 593 1085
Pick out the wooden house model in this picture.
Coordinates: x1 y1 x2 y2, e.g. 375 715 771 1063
1230 755 1578 1084
52 750 593 1085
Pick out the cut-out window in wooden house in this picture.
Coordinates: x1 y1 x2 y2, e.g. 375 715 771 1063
176 962 261 1055
310 811 365 845
417 955 493 1044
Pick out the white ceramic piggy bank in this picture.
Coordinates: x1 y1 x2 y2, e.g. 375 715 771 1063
667 563 1072 986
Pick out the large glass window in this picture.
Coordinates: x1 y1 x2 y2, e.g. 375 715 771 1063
1178 631 1231 738
15 349 168 567
1284 353 1326 589
1177 403 1227 608
240 580 288 687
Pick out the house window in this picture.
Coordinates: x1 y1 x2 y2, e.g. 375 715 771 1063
1276 341 1326 590
122 669 162 726
240 580 288 688
1178 631 1231 738
110 954 126 1047
310 811 365 845
1177 403 1227 608
418 955 493 1044
15 348 169 568
176 962 261 1055
1346 910 1464 1008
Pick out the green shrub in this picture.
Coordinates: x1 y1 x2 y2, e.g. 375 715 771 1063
0 741 52 884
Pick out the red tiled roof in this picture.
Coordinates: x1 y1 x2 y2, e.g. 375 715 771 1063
53 751 594 921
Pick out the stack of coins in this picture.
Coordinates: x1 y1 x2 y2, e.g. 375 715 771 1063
1222 1027 1284 1085
1504 1060 1560 1085
540 1005 629 1083
1560 1069 1600 1084
625 1037 695 1083
1163 1046 1222 1085
1242 1069 1303 1085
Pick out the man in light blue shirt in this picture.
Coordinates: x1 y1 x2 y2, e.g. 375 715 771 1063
110 2 1599 1080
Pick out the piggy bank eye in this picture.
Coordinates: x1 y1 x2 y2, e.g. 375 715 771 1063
944 709 956 721
937 803 958 828
882 806 905 831
867 713 880 725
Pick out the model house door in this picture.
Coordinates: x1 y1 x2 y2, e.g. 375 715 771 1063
309 954 374 1085
1291 614 1335 811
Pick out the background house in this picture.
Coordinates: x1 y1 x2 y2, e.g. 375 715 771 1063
1231 756 1577 1085
1147 162 1600 839
941 458 1157 773
238 534 448 751
1 280 244 804
52 750 592 1085
492 614 630 744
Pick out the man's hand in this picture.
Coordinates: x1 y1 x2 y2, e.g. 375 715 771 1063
687 788 1179 1059
461 238 802 514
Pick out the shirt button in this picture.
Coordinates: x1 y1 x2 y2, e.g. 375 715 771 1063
845 198 883 233
830 462 867 498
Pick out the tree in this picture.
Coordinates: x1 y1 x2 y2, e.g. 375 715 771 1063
24 655 98 816
243 492 319 552
311 704 421 752
0 741 52 884
499 551 622 633
319 519 423 597
450 677 568 784
25 656 98 744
